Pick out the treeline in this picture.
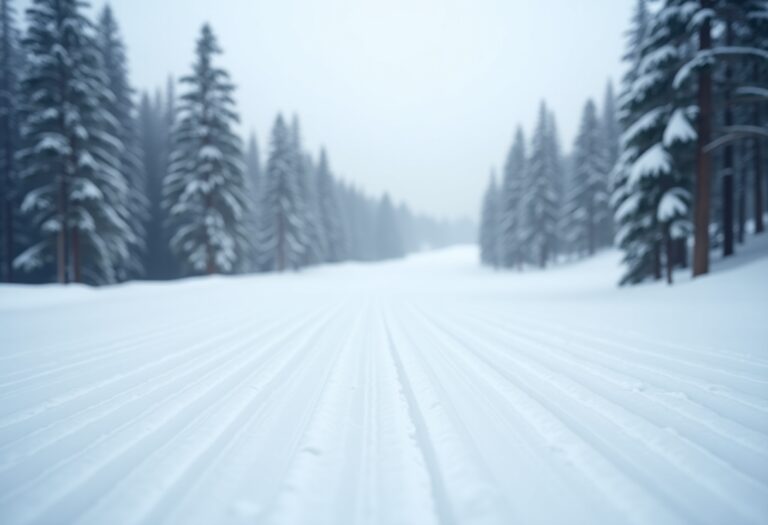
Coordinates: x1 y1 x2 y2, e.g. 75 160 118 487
481 0 767 285
0 0 471 285
479 89 619 270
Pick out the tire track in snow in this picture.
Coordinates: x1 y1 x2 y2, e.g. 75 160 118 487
0 303 334 480
411 303 768 525
73 302 356 525
433 303 768 481
0 302 347 525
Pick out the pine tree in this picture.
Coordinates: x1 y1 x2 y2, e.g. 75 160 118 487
96 5 144 279
499 127 526 268
614 1 695 285
288 116 318 266
316 148 345 262
257 114 307 271
0 0 21 282
523 103 560 268
568 99 611 256
164 24 249 275
243 131 262 269
16 0 133 284
479 172 501 268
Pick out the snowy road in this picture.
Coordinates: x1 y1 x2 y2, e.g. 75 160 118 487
1 246 767 525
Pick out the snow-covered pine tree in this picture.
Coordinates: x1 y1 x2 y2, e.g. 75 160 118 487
16 0 133 284
316 148 345 263
0 0 22 282
375 193 404 260
614 1 696 285
244 131 262 269
257 114 307 271
568 99 611 256
523 103 560 268
96 5 144 279
479 171 501 268
499 127 526 268
164 24 249 275
288 116 318 266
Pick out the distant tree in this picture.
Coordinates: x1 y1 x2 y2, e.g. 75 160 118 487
499 127 526 268
316 149 345 262
257 114 306 271
16 0 133 284
568 99 611 256
523 103 560 268
375 194 404 260
164 24 249 275
96 5 144 279
479 172 501 268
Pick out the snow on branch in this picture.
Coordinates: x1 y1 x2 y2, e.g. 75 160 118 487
675 47 768 89
629 143 671 186
663 109 696 146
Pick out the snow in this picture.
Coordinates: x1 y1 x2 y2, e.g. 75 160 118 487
629 143 671 185
1 243 767 525
657 188 689 221
663 109 697 146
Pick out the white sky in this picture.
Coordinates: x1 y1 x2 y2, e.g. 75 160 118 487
20 0 633 219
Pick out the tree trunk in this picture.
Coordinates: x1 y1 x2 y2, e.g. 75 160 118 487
737 151 746 244
72 228 81 283
754 61 765 234
693 0 713 277
676 237 688 269
653 240 662 281
57 178 68 284
1 193 11 283
721 15 734 257
664 227 673 285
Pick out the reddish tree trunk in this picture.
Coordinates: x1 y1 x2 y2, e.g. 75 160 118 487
721 16 735 257
754 62 765 234
693 1 713 277
72 228 81 283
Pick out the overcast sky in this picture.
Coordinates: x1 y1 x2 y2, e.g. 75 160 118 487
21 0 633 219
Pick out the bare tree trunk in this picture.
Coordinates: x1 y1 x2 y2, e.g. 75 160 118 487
72 228 81 283
1 190 11 283
737 144 746 244
722 15 735 257
653 240 662 281
664 227 673 285
57 178 68 284
754 63 765 234
693 0 714 277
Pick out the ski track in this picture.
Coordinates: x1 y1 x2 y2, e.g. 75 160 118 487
1 247 767 524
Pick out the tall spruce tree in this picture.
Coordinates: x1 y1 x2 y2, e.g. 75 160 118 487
0 0 21 282
523 103 560 268
569 99 611 256
16 0 133 284
499 127 526 268
257 114 307 271
164 24 249 275
96 5 144 279
316 149 345 263
614 1 695 285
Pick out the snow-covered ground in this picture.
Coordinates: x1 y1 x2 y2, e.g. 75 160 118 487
1 242 767 525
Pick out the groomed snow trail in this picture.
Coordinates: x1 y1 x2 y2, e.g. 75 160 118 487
1 245 767 525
